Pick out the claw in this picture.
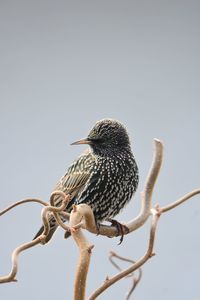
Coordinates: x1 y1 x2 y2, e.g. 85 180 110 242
108 219 129 245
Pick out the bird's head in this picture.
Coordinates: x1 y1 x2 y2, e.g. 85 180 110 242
71 119 131 154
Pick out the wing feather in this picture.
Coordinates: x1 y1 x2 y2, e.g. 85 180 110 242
53 150 96 206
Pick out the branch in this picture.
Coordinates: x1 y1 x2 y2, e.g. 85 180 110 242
109 251 142 300
0 198 49 216
70 205 94 300
50 191 70 231
0 192 71 283
126 138 163 231
0 237 42 283
160 189 200 213
39 192 71 241
88 208 160 299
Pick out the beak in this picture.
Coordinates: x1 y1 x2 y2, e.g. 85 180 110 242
70 138 93 146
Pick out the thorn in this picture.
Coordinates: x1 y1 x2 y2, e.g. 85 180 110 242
104 276 109 282
154 204 163 216
87 244 94 253
109 251 116 256
149 252 156 258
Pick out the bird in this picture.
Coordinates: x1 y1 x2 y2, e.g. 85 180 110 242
33 118 139 244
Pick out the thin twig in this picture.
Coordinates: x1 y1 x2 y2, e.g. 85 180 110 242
160 189 200 213
0 237 42 283
126 268 142 300
40 192 71 240
109 251 137 277
0 192 71 282
88 209 160 300
0 198 49 216
109 251 142 299
50 191 71 231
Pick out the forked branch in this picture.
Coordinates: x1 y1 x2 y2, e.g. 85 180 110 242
88 208 160 299
109 251 142 300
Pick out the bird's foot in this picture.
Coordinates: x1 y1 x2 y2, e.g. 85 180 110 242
107 218 129 245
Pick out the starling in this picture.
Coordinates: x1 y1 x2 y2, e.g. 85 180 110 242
34 119 139 243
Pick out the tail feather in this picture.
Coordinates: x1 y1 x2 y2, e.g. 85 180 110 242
64 231 71 239
33 225 58 244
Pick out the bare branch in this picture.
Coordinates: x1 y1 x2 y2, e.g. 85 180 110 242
50 191 71 231
88 209 160 300
160 189 200 213
0 198 49 216
126 138 163 232
109 251 142 299
70 205 94 300
126 268 142 300
109 251 139 277
40 192 71 241
0 192 71 282
0 237 42 283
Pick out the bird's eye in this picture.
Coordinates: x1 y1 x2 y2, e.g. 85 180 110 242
93 138 104 144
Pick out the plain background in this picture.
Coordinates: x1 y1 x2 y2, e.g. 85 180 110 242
0 1 200 299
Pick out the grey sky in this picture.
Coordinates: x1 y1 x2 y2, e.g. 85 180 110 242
0 1 200 299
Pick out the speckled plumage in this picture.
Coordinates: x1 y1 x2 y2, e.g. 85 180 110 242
34 119 139 243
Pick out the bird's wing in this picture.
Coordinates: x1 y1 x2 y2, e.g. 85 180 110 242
33 150 97 243
53 149 96 206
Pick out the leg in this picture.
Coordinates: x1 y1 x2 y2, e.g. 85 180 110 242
95 216 101 235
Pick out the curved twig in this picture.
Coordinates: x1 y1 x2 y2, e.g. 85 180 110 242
0 198 49 216
0 237 42 283
160 189 200 213
0 192 71 282
109 251 142 299
40 192 71 241
50 191 71 231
